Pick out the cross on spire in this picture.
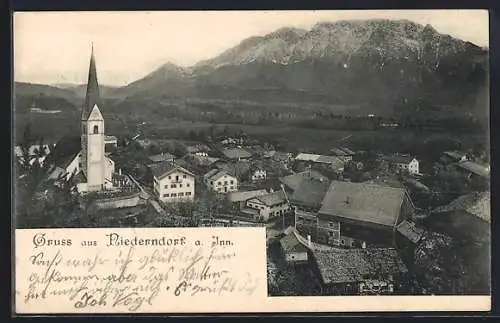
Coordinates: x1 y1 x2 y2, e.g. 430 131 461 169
82 43 101 120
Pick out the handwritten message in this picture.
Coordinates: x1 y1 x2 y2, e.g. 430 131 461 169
15 228 267 314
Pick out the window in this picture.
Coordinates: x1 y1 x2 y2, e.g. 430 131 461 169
187 183 190 187
210 181 213 185
163 193 169 197
230 186 234 190
168 176 171 180
175 175 179 181
218 182 221 186
183 175 186 178
341 239 345 245
186 192 191 196
179 192 184 197
164 185 169 189
171 193 177 197
329 231 334 237
171 184 176 188
179 184 183 188
93 125 99 134
224 181 228 185
230 180 234 184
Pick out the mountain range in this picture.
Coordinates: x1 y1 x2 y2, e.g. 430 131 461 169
15 19 489 119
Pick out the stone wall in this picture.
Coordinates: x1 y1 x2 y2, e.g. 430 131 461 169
94 192 144 210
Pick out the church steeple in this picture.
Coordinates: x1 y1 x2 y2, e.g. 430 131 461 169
82 43 101 120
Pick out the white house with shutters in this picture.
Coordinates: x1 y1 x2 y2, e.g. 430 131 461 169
152 163 195 202
203 169 238 193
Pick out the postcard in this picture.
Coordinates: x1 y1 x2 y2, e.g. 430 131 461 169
13 10 491 314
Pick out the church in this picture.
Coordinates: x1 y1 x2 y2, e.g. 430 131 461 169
44 45 116 193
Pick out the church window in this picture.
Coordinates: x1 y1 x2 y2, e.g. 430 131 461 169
93 125 99 134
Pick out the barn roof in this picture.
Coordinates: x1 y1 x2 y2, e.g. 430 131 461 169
227 189 267 203
43 136 81 171
253 191 286 207
290 176 330 209
312 248 407 284
221 148 252 160
396 220 425 243
318 181 407 227
279 170 328 192
150 162 194 180
432 191 491 223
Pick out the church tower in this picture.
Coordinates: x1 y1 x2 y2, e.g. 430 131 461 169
81 45 106 191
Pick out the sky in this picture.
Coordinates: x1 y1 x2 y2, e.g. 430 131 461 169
13 10 489 87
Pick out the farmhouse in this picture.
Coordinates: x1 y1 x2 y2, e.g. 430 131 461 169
227 189 268 210
203 169 238 193
383 154 419 175
151 162 195 203
280 170 329 192
313 181 415 247
244 190 290 221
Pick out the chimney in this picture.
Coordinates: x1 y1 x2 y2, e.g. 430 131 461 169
307 235 311 247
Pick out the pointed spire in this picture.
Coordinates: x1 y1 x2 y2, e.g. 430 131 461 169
82 43 101 120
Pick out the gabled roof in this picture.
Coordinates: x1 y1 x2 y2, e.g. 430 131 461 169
227 189 268 203
316 155 345 169
253 191 286 207
204 169 235 182
455 161 490 178
148 152 176 163
280 230 309 254
151 162 194 180
43 136 81 171
221 148 252 159
432 191 490 223
295 153 321 162
82 45 101 121
318 181 407 227
312 248 407 284
290 176 330 209
280 170 328 192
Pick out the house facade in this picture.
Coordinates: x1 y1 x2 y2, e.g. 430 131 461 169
152 164 195 202
384 154 419 175
203 169 238 193
251 168 267 182
245 191 290 221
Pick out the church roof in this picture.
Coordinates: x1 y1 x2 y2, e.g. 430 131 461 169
82 45 101 121
43 136 81 171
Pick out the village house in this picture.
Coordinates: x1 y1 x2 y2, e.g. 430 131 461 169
243 190 290 221
249 162 267 182
221 147 252 161
295 153 346 173
227 189 268 211
280 169 329 193
148 152 176 164
294 181 415 248
186 143 211 157
309 248 408 295
382 154 420 175
151 162 195 203
279 227 310 265
203 169 238 193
